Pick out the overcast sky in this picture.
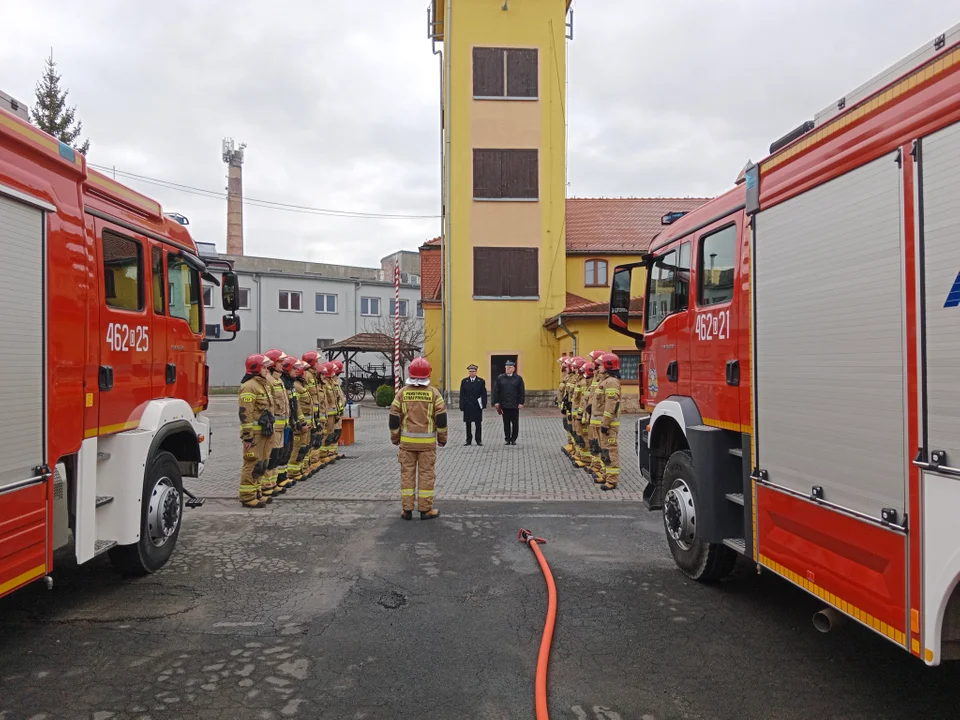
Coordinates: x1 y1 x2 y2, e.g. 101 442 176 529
2 1 956 268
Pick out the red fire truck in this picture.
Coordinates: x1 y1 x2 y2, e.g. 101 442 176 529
609 24 960 665
0 104 240 599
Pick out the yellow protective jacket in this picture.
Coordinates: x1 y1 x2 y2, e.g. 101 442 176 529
599 374 622 430
239 376 274 440
321 378 338 422
389 384 448 449
293 378 312 430
270 375 288 432
571 376 587 420
304 368 321 420
587 372 607 427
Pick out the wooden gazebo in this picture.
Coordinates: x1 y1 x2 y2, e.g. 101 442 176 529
324 333 420 399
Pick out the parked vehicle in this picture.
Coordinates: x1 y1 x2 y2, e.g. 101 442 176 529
609 24 960 665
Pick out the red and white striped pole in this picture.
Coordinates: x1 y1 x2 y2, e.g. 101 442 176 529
394 261 401 392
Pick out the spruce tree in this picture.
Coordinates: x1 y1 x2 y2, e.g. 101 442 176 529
30 50 90 155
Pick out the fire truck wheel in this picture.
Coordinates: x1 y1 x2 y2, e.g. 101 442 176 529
661 450 737 583
108 451 184 575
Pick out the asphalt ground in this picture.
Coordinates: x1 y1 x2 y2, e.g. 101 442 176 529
1 398 959 718
2 499 960 720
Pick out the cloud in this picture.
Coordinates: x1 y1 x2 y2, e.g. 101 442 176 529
2 0 956 266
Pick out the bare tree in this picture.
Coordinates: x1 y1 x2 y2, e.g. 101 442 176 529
361 315 434 381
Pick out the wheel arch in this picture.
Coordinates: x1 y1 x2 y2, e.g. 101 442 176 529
148 420 201 479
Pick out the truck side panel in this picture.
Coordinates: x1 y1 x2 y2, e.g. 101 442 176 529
754 151 907 521
918 119 960 665
0 191 48 598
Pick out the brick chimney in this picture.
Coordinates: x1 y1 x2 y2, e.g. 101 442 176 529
222 138 246 256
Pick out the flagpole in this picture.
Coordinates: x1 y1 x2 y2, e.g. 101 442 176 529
394 261 401 392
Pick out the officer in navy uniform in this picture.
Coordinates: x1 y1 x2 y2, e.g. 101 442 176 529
458 364 487 446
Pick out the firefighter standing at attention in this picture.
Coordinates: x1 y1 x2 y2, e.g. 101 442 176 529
284 359 312 484
598 353 623 491
263 349 289 497
318 362 339 466
238 354 276 508
559 357 575 458
277 355 300 492
389 357 447 520
587 349 609 482
301 352 322 476
568 357 587 467
332 359 346 460
577 360 596 470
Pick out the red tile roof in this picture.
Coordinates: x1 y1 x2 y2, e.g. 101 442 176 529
545 293 643 327
565 197 712 254
419 237 442 302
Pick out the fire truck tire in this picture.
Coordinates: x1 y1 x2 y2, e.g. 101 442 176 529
661 450 737 583
108 451 184 575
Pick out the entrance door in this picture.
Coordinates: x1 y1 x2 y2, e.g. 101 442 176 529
642 242 691 405
95 220 154 433
149 245 170 396
491 354 518 381
165 250 205 412
689 221 742 428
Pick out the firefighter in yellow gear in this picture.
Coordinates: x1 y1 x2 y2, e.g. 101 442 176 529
318 362 339 465
597 353 623 490
390 357 447 520
263 349 289 497
301 352 323 475
557 357 573 457
577 360 596 468
238 354 276 508
331 359 346 460
283 359 312 483
568 358 588 467
586 350 608 483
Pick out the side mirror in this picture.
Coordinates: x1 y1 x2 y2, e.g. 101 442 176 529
223 314 240 333
221 271 240 312
608 264 645 341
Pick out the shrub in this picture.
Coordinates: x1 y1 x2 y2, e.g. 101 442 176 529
375 384 395 407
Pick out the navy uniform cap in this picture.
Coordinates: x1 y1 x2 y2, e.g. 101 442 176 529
467 364 478 370
504 360 516 367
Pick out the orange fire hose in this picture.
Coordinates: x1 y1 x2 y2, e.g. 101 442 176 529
518 528 556 720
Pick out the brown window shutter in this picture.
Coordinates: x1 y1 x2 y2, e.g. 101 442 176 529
473 48 505 97
501 150 538 199
506 49 538 98
473 150 502 199
473 248 539 297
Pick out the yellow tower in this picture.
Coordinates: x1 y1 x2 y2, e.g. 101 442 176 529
427 0 573 403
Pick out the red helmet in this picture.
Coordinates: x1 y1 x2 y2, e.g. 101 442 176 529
293 361 307 377
318 361 335 378
600 353 620 372
408 357 431 379
588 349 605 363
279 356 299 375
264 348 285 365
245 354 270 375
331 360 344 375
570 356 586 370
301 351 320 369
582 361 596 379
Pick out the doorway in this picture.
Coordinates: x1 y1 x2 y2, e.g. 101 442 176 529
491 354 518 380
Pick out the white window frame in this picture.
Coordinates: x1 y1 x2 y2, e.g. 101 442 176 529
416 300 424 318
279 290 302 312
391 298 409 317
315 293 338 314
202 285 214 308
361 296 381 317
238 287 251 310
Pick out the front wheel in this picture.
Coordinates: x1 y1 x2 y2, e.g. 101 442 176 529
661 450 736 583
348 380 366 403
108 450 184 575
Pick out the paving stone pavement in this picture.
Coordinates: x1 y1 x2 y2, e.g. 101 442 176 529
191 397 645 503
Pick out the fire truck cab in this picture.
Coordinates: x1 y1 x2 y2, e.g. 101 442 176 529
0 105 240 599
610 24 960 664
